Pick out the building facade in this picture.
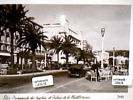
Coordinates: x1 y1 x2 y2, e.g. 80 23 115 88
43 22 83 64
94 51 109 65
0 22 46 68
0 21 87 67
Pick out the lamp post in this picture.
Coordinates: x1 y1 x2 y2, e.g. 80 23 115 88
60 15 66 26
59 15 67 41
101 28 105 69
113 47 115 67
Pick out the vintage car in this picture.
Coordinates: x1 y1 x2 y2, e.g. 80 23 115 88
68 64 90 78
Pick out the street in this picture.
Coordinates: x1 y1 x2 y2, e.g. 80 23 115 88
0 73 128 93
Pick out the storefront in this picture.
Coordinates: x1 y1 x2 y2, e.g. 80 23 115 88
0 52 11 69
17 51 45 68
0 52 11 64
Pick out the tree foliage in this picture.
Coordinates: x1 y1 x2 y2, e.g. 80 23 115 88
0 4 32 68
17 23 48 70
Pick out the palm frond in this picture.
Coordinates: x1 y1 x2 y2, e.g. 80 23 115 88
16 21 48 53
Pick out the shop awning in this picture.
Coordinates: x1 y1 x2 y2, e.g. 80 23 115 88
0 52 11 56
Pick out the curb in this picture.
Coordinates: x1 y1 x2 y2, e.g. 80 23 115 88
0 70 68 84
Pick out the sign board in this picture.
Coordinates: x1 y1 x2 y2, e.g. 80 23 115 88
112 75 132 86
32 75 53 88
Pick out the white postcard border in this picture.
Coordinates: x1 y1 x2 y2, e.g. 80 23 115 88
0 0 133 100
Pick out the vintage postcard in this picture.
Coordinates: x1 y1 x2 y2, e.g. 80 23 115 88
0 1 132 100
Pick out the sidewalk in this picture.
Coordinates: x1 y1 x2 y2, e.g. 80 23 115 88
86 79 128 92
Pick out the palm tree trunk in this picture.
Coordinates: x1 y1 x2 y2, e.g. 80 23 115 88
57 52 60 68
32 52 36 71
77 59 79 64
65 53 69 68
10 31 14 69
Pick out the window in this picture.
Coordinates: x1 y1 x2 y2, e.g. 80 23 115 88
7 46 11 52
7 37 10 44
3 45 6 50
1 35 6 43
0 45 6 51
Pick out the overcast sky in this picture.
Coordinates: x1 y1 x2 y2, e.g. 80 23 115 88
24 5 131 51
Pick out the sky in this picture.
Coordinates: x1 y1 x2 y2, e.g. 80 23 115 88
24 4 131 51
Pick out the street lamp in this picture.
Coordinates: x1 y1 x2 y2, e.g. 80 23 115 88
60 15 66 26
59 15 67 40
60 15 69 28
113 47 115 67
101 28 105 69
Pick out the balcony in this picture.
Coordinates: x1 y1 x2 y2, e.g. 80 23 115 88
0 40 11 45
0 49 9 53
0 40 5 44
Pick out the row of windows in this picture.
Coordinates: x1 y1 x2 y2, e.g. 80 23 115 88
0 45 46 55
0 36 10 43
0 45 45 53
0 39 17 45
0 45 10 51
0 35 19 44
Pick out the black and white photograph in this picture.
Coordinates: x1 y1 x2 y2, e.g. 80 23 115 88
0 4 131 94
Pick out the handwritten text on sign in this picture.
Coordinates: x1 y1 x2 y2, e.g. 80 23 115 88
32 75 53 88
112 75 132 86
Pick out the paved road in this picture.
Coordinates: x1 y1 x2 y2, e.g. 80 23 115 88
0 73 128 93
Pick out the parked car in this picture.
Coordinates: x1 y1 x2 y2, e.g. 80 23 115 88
68 64 90 78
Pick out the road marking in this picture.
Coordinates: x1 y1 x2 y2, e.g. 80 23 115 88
45 77 85 93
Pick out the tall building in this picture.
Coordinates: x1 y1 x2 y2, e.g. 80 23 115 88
0 31 19 65
43 22 83 64
0 21 46 68
94 51 109 65
0 21 87 66
82 40 92 51
0 33 11 64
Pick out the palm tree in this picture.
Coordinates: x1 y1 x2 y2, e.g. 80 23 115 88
74 48 94 64
60 34 78 68
75 48 87 64
0 4 31 68
48 35 63 68
17 23 48 71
